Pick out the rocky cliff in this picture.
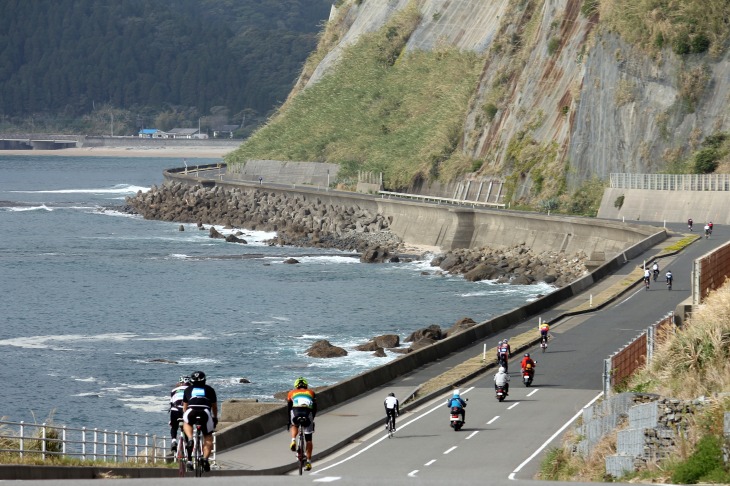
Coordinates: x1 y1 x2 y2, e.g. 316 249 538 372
227 0 730 209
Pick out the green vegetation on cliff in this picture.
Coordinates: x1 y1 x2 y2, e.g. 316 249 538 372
225 3 483 189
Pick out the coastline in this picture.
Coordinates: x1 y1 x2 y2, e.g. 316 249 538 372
0 146 235 158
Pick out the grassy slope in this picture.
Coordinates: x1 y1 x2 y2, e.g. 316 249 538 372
225 3 482 189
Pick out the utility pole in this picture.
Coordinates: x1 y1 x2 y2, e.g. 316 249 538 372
111 113 114 137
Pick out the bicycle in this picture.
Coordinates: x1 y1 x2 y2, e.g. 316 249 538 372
667 278 673 291
644 277 650 290
292 416 309 475
540 334 548 353
386 413 396 438
190 420 205 477
174 419 187 477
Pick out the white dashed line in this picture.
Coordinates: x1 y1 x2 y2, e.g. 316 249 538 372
527 389 539 397
487 415 500 424
313 477 341 483
408 470 419 477
443 446 457 455
466 431 478 439
507 402 520 410
425 459 436 466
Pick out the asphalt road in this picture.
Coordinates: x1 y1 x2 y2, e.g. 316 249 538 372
7 222 722 486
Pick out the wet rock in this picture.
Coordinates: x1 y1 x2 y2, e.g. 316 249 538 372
306 339 347 358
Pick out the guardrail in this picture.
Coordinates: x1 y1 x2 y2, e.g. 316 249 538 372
378 190 506 208
0 420 178 464
610 173 730 191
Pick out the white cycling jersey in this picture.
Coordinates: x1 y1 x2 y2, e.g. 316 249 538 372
384 396 399 409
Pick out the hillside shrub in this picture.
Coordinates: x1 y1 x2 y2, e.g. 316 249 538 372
613 194 624 209
671 435 727 484
580 0 599 17
548 37 560 55
693 148 720 173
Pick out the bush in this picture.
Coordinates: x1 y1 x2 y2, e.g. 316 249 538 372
548 37 561 55
671 435 726 484
693 148 719 173
580 0 599 17
614 194 624 209
483 103 498 121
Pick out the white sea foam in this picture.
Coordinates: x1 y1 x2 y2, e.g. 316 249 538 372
271 316 290 322
0 332 138 350
291 255 360 264
176 357 221 365
296 334 329 340
167 253 191 259
73 392 102 397
118 396 169 413
74 377 98 383
5 204 53 212
118 383 164 390
135 333 208 342
10 184 149 195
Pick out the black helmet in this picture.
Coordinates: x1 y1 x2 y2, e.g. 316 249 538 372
388 392 395 397
524 353 530 358
191 371 206 385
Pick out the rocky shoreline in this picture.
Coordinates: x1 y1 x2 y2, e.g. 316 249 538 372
123 181 587 284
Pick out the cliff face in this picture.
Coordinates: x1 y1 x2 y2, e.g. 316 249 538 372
300 0 730 198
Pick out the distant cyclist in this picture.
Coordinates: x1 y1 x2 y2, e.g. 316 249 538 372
496 339 510 371
384 392 399 431
709 222 714 234
666 270 673 290
287 377 317 471
705 224 711 238
182 371 218 472
688 218 693 231
652 262 660 281
539 321 550 344
643 268 651 288
169 376 191 452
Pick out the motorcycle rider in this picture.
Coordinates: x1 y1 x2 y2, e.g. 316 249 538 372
520 353 536 379
446 389 466 424
494 366 510 396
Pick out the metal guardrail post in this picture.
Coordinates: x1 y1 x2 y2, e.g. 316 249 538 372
602 359 611 398
93 428 98 460
82 427 86 459
19 421 24 458
647 325 655 364
62 426 66 456
42 423 47 461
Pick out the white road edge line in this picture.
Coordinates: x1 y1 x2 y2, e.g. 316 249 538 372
617 287 645 306
466 431 478 440
508 392 603 481
487 416 500 424
443 446 457 455
527 389 539 397
315 387 475 473
507 402 519 410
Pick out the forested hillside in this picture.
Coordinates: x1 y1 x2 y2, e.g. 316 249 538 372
0 0 332 135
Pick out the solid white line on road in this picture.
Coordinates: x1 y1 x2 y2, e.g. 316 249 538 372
617 287 645 306
507 402 520 410
315 387 475 473
425 459 436 466
487 416 500 424
508 392 603 481
466 431 478 440
313 477 341 482
408 470 419 477
444 446 457 455
527 389 539 397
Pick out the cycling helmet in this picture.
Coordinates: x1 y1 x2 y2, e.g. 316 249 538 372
388 392 395 397
294 377 308 389
183 376 192 385
498 367 506 373
524 353 530 358
190 371 206 385
504 338 509 343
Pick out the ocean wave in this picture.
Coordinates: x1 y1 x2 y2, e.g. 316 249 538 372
4 204 53 212
0 332 138 350
10 184 149 195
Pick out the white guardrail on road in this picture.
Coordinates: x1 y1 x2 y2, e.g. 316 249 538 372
378 190 506 208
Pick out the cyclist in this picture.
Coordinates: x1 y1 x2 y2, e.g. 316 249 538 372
709 222 714 234
182 371 218 472
652 262 660 281
496 339 510 371
446 389 466 424
666 270 673 290
384 392 399 431
643 268 651 288
287 377 317 471
539 321 550 345
494 366 510 396
705 223 711 238
688 218 693 231
169 376 191 452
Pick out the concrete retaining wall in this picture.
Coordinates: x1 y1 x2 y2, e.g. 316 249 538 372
599 187 730 225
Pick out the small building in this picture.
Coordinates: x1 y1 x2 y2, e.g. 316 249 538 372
213 125 240 139
168 128 202 139
139 128 162 138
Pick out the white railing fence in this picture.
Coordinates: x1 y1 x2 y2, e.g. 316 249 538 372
610 173 730 191
0 420 177 464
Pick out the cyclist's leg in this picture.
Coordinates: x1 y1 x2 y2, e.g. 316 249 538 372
304 415 314 460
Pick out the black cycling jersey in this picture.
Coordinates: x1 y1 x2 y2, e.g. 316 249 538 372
183 384 217 410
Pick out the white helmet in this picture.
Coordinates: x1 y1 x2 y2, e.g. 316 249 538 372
453 390 460 397
499 367 506 373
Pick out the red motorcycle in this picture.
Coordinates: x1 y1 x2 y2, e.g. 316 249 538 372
495 385 507 402
522 365 534 387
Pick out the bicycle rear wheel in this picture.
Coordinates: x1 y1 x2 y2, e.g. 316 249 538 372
194 431 204 477
297 431 306 475
177 440 186 477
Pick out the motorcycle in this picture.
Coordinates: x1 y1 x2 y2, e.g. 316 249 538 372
449 406 465 431
495 385 507 402
522 365 535 387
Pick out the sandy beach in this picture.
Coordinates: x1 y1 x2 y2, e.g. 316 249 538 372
0 145 236 158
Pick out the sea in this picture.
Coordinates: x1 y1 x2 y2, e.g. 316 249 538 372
0 155 553 439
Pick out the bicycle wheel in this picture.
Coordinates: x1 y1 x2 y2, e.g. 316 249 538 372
297 431 306 475
176 437 186 477
388 417 395 438
194 432 204 477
